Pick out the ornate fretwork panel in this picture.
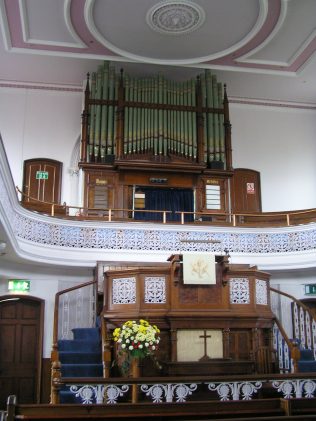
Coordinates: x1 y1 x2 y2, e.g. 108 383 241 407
112 277 136 304
144 276 166 304
255 279 267 305
229 278 250 304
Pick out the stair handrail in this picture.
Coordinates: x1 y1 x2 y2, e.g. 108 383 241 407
270 287 314 314
52 279 98 347
16 186 67 216
270 287 316 371
50 279 98 404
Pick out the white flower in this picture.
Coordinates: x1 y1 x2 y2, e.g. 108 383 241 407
117 339 122 343
139 344 143 349
129 345 133 351
145 342 149 347
152 345 156 350
126 339 130 343
121 343 126 349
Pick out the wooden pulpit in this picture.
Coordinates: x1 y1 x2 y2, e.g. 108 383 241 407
103 254 275 376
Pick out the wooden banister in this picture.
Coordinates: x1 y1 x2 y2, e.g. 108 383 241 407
50 279 98 404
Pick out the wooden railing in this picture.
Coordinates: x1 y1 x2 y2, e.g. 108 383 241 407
17 187 316 227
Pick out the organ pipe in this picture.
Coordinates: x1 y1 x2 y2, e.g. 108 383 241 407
82 61 230 169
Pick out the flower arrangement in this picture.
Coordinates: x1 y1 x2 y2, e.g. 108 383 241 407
113 319 160 360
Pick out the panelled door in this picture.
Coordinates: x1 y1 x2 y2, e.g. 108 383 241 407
231 168 261 213
0 296 43 408
22 159 62 203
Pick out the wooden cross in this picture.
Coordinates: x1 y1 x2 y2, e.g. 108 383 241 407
199 330 211 361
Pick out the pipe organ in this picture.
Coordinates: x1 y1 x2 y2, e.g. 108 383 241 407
81 61 231 169
79 62 260 220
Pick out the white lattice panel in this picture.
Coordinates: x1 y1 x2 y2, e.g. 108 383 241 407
112 277 136 304
144 277 166 303
255 279 267 305
230 278 250 304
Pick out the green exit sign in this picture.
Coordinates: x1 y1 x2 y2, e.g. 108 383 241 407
8 280 30 292
305 284 316 295
36 171 48 180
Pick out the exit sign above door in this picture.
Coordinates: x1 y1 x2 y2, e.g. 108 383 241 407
305 284 316 295
36 171 48 180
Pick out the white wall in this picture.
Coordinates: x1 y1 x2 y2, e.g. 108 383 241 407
0 86 82 205
230 103 316 211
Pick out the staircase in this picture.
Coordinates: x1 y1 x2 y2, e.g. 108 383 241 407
58 327 103 403
298 348 316 372
271 287 316 373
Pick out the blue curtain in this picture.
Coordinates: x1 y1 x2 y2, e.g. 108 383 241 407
135 188 194 222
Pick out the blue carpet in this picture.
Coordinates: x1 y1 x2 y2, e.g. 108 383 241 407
58 327 103 403
297 348 316 373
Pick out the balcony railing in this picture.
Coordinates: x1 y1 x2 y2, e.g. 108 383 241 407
17 187 316 227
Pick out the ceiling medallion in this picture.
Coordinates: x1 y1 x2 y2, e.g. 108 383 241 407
146 1 205 35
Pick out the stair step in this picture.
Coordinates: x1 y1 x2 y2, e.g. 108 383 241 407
72 327 100 341
59 351 101 364
61 363 103 377
58 339 100 352
59 388 84 404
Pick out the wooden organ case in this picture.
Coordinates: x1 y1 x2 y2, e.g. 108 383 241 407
103 255 275 377
79 62 242 221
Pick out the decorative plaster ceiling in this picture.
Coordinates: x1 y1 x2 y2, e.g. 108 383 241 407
0 0 316 103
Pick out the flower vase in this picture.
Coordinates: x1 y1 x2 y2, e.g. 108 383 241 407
131 357 140 403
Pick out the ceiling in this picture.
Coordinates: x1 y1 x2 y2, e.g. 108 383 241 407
0 0 316 105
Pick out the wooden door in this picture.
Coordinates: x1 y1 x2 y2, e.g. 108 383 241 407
229 330 252 360
0 296 44 409
231 168 261 213
22 159 62 203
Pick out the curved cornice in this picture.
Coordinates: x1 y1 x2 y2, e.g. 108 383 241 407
1 0 315 75
0 137 315 271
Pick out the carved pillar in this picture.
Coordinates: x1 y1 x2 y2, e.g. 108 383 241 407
170 329 178 362
223 328 230 358
50 358 61 404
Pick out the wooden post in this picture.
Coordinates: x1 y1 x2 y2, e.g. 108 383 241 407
50 357 61 404
80 74 90 163
116 69 124 159
223 84 233 170
131 358 140 403
6 395 17 421
101 316 112 378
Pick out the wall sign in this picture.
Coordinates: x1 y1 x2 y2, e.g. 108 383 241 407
305 284 316 295
8 279 30 292
36 171 48 180
246 182 255 194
